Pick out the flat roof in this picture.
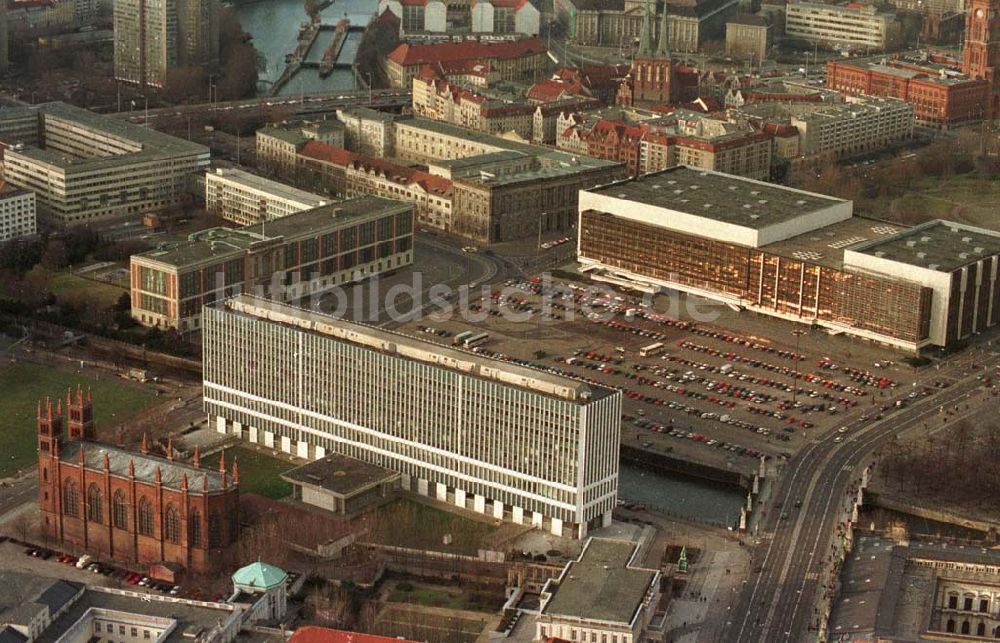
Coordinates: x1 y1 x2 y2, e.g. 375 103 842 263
762 216 907 269
849 220 1000 272
35 587 239 643
0 102 208 173
224 295 618 404
398 117 539 154
134 197 410 270
431 150 530 169
586 166 845 230
208 168 330 207
543 539 656 625
281 453 399 496
828 537 904 638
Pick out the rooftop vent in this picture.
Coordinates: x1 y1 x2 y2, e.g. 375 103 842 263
750 190 760 196
906 240 916 247
674 189 683 194
703 203 712 209
749 214 760 220
959 252 969 259
758 200 768 205
743 204 753 208
929 263 940 270
667 180 676 184
729 185 738 190
962 236 973 243
690 185 699 190
920 236 931 242
974 246 985 253
874 251 885 258
796 199 806 205
916 252 926 259
651 184 661 189
617 193 628 198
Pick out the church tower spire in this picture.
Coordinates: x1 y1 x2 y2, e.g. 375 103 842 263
656 0 670 57
637 0 654 57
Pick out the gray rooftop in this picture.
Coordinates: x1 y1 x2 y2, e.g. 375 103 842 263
0 572 65 624
35 587 239 643
225 295 618 404
0 102 208 174
836 54 974 86
134 197 410 270
339 106 400 123
849 220 1000 272
828 537 904 638
432 150 530 169
543 539 657 625
58 441 229 493
588 166 844 229
36 580 84 615
281 453 399 496
763 216 907 269
0 627 27 643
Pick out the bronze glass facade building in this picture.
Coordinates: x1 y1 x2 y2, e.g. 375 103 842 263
577 167 997 351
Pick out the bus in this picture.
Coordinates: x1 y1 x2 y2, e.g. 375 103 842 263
464 333 490 348
452 330 474 346
639 342 665 358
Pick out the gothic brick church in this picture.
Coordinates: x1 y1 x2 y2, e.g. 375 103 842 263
37 387 240 574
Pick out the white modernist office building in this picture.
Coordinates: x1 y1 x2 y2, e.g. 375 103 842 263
203 295 622 538
205 168 331 227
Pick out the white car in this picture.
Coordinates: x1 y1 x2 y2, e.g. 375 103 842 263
837 426 849 433
75 554 92 569
833 436 844 443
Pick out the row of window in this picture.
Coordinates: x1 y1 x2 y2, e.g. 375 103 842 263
61 480 225 546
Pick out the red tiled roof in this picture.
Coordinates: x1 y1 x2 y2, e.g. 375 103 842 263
350 157 453 196
527 79 577 101
289 627 419 643
490 0 528 8
298 141 359 167
400 0 428 5
387 37 546 66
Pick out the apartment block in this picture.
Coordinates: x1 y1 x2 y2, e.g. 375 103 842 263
114 0 220 87
0 183 36 241
256 120 346 176
205 168 331 226
0 102 209 227
785 1 896 51
130 197 413 330
726 14 772 60
383 37 548 88
203 294 622 538
789 96 913 156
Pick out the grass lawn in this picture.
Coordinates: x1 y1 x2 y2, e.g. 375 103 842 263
38 269 127 309
388 584 498 612
368 498 497 556
0 362 158 478
201 446 294 499
890 175 1000 227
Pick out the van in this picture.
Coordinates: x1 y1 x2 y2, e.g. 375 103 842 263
76 554 92 569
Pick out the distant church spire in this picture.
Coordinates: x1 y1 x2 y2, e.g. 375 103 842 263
638 0 654 57
656 0 670 57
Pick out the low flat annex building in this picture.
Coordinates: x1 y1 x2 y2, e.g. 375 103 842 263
577 166 1000 351
205 168 331 227
0 102 209 227
130 197 414 331
203 295 623 538
281 453 399 515
536 538 661 642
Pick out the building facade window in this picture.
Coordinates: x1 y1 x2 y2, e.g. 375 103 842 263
189 508 202 546
164 505 180 543
208 512 221 547
64 480 79 517
86 484 103 523
138 497 154 536
113 490 128 529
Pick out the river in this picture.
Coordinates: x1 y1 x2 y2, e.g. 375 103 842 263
233 0 377 96
618 464 746 528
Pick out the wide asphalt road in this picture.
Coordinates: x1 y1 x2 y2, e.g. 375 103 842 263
724 355 989 642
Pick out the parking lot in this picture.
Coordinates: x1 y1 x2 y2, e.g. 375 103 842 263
401 275 921 475
0 537 191 598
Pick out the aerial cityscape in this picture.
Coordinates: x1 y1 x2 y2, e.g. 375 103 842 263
0 0 996 638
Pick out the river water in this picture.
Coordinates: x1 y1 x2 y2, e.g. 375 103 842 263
234 0 377 95
618 464 746 528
